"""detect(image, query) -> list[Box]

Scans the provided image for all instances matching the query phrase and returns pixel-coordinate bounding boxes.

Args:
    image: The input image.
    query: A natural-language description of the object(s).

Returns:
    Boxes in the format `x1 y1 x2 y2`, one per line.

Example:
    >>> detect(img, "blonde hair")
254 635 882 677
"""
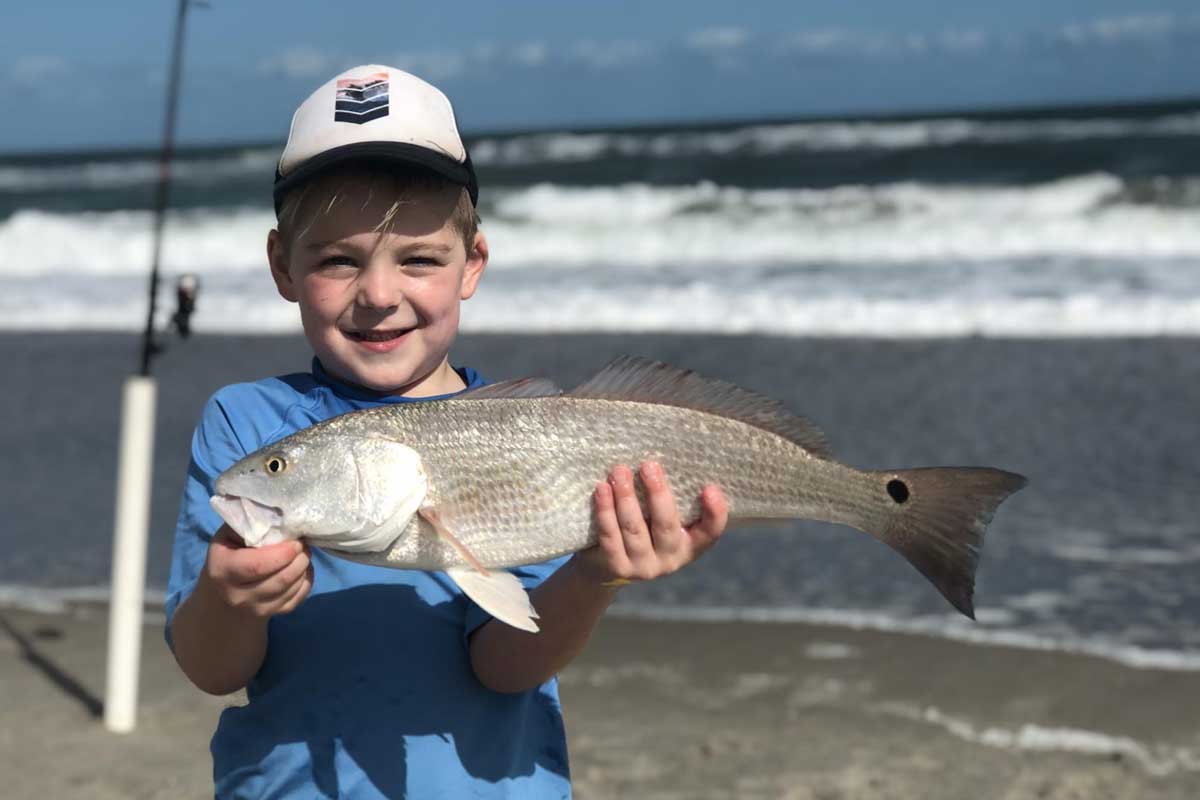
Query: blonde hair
276 167 479 252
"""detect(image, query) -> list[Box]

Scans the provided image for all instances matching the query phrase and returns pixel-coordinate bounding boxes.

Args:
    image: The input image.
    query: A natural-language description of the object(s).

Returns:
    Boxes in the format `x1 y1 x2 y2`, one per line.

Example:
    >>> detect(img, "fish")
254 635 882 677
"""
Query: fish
211 356 1027 633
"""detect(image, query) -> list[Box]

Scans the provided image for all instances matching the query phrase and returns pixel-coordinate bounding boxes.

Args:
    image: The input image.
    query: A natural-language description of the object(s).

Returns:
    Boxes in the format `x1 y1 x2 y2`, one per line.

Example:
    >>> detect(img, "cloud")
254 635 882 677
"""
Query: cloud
390 50 468 80
566 39 655 70
9 56 69 86
776 28 920 58
686 26 749 53
938 29 988 53
773 25 990 59
257 46 336 79
1059 13 1181 46
512 41 549 68
240 10 1200 96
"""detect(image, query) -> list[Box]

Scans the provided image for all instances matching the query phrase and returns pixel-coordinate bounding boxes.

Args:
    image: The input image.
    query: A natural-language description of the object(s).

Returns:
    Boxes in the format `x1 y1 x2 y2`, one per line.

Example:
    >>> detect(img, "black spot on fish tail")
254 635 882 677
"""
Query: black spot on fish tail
886 479 910 504
866 467 1027 619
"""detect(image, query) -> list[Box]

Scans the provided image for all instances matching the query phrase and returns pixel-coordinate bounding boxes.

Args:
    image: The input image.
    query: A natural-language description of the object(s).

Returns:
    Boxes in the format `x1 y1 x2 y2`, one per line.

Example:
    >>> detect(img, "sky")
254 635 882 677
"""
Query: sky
3 1 1200 152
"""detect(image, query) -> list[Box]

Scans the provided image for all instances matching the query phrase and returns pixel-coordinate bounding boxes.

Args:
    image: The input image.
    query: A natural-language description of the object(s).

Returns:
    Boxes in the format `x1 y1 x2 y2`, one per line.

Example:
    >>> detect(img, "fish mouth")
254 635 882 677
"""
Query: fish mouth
209 494 288 547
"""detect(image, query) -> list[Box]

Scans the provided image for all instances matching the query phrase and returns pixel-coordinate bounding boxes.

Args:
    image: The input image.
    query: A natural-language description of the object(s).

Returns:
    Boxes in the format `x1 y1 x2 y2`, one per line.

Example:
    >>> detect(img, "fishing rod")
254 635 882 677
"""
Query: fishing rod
108 0 206 735
139 0 207 375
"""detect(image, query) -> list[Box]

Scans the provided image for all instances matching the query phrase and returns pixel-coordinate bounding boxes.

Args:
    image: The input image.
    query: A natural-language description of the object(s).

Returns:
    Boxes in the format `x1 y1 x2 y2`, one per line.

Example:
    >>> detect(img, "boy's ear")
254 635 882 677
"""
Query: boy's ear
460 231 489 301
266 229 299 302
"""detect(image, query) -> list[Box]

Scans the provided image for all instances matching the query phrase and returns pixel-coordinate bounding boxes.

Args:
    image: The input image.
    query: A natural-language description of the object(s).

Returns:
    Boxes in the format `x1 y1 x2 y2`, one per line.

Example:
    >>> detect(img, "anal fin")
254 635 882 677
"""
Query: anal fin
448 568 541 633
419 506 541 633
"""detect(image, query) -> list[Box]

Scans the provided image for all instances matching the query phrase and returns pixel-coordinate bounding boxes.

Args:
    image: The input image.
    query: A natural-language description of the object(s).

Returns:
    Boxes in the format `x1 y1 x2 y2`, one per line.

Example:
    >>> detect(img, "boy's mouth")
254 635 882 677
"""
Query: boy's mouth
345 328 410 343
344 327 414 353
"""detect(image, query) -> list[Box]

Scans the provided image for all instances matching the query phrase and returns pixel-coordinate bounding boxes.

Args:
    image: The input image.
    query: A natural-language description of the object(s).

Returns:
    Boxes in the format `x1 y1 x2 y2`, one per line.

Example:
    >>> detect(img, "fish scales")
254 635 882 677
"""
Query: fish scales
332 396 858 572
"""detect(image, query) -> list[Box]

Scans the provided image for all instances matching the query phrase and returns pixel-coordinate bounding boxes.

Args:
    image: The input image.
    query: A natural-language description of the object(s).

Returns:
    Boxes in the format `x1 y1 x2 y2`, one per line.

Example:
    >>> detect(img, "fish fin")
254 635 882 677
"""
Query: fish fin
570 355 833 458
447 567 541 633
418 506 490 575
865 467 1028 619
456 377 562 400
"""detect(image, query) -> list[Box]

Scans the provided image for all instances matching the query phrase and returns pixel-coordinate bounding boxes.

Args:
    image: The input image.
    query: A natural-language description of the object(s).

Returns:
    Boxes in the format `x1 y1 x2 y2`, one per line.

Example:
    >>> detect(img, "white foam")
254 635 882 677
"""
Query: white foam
0 207 274 277
0 584 166 615
804 642 859 660
4 271 1198 337
1047 543 1200 565
484 175 1200 265
10 176 1200 275
0 149 277 193
878 703 1200 776
469 112 1200 164
607 604 1200 672
4 113 1199 195
3 177 1200 336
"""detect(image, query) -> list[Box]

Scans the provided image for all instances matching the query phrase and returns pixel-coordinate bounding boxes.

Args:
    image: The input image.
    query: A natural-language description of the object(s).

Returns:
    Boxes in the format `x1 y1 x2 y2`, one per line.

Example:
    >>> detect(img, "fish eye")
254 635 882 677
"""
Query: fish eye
265 455 288 475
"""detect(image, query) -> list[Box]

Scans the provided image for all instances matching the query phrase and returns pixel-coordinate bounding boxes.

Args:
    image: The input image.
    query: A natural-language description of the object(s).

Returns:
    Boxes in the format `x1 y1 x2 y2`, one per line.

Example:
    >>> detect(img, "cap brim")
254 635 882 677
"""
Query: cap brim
273 141 478 214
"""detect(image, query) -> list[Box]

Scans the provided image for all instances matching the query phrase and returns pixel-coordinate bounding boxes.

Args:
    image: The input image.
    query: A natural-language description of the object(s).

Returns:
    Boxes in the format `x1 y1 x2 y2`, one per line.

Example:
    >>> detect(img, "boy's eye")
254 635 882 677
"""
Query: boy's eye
405 256 442 267
318 255 358 271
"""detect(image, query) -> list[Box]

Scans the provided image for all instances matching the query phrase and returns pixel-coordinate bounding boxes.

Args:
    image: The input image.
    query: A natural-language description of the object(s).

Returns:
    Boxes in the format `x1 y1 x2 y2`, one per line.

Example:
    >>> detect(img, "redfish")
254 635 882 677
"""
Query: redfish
212 356 1026 632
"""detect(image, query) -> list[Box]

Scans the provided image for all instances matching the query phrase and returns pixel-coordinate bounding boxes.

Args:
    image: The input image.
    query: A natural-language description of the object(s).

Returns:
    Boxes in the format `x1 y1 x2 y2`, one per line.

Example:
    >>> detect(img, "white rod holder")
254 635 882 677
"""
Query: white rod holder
104 376 157 733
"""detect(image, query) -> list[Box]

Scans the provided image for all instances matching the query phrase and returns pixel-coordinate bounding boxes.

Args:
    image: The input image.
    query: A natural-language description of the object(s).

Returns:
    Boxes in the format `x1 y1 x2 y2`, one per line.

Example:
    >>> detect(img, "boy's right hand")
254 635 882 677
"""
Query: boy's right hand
201 525 313 618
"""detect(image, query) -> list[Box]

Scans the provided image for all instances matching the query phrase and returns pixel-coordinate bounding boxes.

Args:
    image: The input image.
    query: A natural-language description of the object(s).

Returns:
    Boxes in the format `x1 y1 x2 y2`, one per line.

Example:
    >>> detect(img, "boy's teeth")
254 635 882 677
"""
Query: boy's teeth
352 330 405 341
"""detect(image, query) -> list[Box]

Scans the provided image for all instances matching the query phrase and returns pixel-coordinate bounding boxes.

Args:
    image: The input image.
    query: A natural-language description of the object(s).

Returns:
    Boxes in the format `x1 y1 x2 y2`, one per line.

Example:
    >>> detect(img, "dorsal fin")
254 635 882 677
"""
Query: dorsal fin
457 377 562 400
569 356 833 458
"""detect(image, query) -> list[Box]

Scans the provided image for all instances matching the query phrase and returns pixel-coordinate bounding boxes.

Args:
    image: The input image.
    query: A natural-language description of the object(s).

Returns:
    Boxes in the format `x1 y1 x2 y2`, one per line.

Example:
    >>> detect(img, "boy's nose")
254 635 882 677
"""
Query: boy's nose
355 265 402 310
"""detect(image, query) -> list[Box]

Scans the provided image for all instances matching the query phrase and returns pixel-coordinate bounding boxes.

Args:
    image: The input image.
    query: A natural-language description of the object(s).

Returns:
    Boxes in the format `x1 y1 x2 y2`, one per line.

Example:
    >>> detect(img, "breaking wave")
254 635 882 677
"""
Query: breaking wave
2 174 1197 336
608 604 1200 673
6 110 1200 196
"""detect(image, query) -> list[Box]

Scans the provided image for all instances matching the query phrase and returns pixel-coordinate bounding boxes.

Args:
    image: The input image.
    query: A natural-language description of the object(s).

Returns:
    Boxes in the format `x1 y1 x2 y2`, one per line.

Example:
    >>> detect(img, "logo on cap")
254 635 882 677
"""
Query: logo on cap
334 72 389 124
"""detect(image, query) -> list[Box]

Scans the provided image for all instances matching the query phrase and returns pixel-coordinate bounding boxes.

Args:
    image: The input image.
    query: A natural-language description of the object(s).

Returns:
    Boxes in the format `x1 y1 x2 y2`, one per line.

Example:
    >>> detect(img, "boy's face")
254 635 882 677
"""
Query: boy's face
267 172 486 396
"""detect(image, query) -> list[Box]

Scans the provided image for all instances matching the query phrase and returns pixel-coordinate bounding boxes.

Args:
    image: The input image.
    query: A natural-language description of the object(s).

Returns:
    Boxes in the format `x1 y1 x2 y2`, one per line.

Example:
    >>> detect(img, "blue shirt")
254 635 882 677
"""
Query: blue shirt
166 360 572 799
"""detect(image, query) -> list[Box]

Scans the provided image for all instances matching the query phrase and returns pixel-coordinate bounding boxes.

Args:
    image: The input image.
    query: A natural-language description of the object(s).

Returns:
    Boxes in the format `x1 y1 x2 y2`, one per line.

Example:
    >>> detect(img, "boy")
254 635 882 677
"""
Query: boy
166 65 728 798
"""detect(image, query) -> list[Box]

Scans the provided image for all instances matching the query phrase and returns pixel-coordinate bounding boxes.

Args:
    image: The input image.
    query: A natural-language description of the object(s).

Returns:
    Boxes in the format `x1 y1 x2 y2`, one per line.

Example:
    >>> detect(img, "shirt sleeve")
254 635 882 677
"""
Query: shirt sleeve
461 554 572 641
163 393 253 651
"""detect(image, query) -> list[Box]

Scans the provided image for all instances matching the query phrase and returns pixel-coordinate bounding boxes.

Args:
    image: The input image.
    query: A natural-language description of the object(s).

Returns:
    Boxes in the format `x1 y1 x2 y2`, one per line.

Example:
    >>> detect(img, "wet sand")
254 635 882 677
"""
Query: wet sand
1 606 1197 799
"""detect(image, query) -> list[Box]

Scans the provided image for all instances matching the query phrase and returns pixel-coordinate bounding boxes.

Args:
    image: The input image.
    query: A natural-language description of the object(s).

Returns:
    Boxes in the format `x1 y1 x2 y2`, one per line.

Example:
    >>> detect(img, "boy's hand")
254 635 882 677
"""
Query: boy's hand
574 461 728 586
201 525 314 618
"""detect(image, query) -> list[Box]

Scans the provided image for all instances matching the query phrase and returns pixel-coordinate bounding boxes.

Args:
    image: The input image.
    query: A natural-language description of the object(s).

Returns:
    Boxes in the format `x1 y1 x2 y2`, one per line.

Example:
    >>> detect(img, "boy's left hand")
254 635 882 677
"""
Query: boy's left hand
573 461 728 586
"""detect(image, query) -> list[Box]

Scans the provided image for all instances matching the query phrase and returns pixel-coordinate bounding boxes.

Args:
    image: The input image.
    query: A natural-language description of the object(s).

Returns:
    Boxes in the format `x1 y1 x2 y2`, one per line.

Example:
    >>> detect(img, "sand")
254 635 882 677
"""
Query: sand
3 331 1197 796
1 606 1197 799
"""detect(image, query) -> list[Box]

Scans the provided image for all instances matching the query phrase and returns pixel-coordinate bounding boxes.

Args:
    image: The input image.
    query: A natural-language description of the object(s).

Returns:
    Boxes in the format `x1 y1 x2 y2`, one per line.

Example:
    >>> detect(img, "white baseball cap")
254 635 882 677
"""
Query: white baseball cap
273 64 478 213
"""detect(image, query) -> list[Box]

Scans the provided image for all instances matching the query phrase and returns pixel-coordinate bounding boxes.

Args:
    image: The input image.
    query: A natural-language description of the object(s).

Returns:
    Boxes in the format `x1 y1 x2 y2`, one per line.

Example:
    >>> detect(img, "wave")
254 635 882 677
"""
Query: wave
470 111 1200 165
2 176 1198 336
875 704 1199 776
607 604 1200 672
2 275 1195 336
0 149 277 194
7 174 1200 276
5 109 1200 196
0 584 166 615
4 583 1196 674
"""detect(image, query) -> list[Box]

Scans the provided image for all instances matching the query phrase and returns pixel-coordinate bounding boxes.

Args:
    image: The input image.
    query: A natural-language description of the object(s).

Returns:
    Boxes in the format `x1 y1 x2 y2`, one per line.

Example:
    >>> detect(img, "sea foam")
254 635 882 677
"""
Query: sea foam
2 174 1198 336
607 604 1200 672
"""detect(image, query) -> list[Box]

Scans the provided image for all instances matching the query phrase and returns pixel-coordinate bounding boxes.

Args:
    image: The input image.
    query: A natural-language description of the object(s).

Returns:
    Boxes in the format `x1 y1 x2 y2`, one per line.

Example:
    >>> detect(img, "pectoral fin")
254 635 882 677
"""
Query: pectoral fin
419 506 490 574
447 567 541 633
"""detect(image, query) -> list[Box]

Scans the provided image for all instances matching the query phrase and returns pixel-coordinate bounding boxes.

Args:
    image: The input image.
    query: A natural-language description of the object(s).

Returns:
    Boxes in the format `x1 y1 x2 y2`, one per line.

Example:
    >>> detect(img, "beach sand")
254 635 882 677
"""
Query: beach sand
2 606 1197 799
3 332 1198 797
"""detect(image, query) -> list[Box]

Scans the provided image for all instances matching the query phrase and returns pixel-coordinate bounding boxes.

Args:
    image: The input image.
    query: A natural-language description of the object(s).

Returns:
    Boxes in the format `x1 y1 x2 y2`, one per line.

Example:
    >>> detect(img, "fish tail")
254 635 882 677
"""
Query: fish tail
863 467 1027 619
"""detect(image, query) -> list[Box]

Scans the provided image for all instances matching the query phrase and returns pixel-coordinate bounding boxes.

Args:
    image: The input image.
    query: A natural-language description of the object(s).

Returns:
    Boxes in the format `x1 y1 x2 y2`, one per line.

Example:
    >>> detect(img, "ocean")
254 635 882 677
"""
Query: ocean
1 101 1197 670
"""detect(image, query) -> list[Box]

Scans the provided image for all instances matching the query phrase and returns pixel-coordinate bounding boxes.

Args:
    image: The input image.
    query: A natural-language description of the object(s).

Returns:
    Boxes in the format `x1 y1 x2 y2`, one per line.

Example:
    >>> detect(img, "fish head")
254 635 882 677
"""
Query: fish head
211 430 427 554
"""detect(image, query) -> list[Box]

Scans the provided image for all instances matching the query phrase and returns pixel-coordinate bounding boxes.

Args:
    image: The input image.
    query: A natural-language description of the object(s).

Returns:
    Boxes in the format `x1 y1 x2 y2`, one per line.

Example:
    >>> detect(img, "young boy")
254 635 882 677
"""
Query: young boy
166 65 728 799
